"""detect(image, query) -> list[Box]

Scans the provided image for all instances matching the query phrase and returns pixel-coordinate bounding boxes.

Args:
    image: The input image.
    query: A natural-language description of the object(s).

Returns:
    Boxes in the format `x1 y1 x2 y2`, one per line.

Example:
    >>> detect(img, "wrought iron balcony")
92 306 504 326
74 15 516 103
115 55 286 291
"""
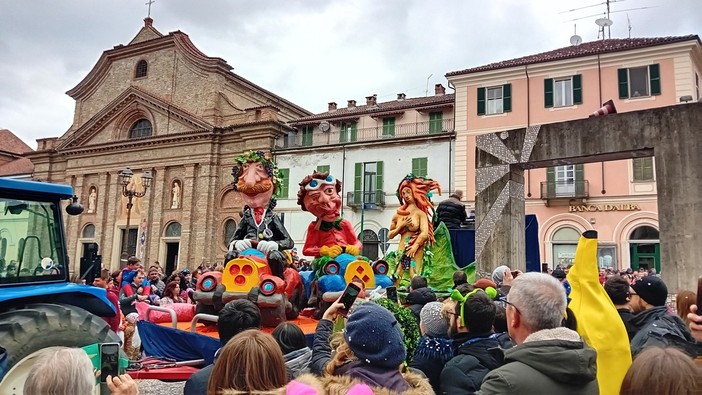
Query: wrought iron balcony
346 190 385 209
275 118 454 149
540 180 589 200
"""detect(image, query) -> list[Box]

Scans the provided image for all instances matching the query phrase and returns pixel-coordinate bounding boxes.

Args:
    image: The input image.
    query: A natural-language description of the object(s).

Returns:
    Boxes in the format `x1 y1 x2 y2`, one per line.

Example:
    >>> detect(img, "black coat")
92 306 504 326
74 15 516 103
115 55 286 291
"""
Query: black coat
409 336 454 394
183 363 213 395
440 332 501 395
406 287 437 321
230 207 294 250
436 197 467 229
617 308 638 341
309 318 335 375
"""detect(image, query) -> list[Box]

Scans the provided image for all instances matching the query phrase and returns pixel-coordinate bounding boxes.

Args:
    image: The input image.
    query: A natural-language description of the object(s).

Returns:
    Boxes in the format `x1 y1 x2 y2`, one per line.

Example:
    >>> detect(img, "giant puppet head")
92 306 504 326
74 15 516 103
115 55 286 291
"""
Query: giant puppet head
297 171 342 222
231 150 282 209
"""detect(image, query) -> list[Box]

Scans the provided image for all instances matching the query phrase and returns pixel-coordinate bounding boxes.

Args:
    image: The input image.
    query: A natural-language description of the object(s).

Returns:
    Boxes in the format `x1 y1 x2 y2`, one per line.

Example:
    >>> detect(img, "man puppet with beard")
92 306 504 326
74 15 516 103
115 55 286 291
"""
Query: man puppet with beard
228 151 293 255
297 170 361 258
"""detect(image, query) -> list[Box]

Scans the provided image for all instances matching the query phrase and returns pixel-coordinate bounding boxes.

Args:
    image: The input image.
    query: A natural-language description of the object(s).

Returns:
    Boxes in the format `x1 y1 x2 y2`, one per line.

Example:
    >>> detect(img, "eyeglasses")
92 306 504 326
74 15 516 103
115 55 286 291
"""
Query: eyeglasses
504 299 521 315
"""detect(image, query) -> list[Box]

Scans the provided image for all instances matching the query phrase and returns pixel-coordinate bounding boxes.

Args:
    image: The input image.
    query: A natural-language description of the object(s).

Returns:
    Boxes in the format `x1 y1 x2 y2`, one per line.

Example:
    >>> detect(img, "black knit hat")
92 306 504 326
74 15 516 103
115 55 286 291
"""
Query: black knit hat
631 276 668 307
343 302 406 368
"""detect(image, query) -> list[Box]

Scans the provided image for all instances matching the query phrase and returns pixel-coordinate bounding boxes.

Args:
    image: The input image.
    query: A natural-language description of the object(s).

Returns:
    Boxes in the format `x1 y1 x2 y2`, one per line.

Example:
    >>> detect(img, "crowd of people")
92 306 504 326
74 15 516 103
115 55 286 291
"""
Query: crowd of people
24 250 702 394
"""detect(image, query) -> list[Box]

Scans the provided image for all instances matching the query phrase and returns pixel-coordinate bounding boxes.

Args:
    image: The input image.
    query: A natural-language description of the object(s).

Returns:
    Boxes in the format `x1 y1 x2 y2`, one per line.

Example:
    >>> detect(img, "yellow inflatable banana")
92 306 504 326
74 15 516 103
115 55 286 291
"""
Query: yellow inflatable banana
567 230 631 395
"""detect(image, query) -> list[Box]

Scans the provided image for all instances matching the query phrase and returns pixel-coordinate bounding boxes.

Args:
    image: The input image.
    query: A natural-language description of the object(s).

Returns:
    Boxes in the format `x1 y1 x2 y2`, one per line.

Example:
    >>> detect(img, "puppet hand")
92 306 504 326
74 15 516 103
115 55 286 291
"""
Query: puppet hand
257 240 279 254
234 239 252 252
320 245 342 257
345 245 360 256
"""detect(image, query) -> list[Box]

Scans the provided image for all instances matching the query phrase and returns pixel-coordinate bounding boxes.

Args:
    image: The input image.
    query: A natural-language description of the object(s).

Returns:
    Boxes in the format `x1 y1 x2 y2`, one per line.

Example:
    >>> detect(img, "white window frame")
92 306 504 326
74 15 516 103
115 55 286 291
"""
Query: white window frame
628 66 650 98
554 77 573 107
486 86 504 115
555 165 575 196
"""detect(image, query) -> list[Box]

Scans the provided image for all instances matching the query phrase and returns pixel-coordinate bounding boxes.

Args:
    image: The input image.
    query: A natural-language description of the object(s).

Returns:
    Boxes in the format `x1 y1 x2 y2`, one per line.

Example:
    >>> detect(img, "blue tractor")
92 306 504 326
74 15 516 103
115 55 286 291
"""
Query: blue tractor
0 178 119 393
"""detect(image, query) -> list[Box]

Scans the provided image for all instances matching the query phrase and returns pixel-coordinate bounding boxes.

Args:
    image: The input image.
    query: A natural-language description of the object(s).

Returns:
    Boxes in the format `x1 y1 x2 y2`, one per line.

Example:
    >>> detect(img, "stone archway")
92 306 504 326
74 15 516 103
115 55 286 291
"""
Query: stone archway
475 102 702 290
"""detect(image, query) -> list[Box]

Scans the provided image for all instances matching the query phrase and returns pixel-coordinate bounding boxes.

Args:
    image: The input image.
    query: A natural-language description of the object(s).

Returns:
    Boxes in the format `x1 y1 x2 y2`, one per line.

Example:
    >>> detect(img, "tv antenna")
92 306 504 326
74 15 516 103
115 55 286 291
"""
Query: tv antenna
627 13 632 38
561 0 657 39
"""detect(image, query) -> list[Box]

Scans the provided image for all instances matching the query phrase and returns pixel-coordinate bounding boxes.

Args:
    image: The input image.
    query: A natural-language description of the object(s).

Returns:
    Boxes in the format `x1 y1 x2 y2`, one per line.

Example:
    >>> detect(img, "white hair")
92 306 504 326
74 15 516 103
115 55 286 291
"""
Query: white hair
24 347 95 395
508 272 567 331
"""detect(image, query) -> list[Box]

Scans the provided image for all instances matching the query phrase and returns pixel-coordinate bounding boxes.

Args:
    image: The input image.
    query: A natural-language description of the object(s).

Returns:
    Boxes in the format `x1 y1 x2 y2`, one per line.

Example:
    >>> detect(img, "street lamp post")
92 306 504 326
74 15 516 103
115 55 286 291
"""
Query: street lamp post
119 167 152 267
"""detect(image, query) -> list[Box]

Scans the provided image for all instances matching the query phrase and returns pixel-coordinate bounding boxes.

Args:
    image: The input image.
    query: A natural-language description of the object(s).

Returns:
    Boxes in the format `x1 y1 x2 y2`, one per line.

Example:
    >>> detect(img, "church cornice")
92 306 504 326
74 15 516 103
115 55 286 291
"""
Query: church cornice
59 129 218 156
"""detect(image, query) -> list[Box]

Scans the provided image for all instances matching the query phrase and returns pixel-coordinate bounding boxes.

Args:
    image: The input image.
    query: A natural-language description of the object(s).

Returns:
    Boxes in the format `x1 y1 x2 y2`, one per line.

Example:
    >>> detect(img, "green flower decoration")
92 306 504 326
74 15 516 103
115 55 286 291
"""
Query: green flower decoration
376 298 420 363
231 150 283 199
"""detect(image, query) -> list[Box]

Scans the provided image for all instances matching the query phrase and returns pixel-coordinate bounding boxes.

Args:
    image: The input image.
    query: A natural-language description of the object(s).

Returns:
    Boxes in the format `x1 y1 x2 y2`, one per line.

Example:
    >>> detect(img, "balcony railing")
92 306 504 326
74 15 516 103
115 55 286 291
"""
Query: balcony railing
346 190 385 209
276 118 454 149
540 180 589 199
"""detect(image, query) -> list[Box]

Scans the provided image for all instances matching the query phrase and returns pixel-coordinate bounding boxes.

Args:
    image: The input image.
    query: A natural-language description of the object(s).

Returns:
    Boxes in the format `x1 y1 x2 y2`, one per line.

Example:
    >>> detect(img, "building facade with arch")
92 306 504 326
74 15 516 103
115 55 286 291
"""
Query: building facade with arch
27 18 310 275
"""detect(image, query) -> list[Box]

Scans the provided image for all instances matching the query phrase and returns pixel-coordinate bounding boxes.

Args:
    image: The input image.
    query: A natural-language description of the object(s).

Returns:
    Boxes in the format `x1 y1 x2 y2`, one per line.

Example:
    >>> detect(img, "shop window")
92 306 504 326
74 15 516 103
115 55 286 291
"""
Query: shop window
551 227 580 267
598 245 617 269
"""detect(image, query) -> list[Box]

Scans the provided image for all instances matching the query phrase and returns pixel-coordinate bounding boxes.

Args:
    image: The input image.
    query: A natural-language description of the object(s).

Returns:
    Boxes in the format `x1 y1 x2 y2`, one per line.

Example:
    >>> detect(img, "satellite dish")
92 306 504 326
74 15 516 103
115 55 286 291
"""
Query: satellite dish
570 34 583 46
319 121 330 132
595 18 613 27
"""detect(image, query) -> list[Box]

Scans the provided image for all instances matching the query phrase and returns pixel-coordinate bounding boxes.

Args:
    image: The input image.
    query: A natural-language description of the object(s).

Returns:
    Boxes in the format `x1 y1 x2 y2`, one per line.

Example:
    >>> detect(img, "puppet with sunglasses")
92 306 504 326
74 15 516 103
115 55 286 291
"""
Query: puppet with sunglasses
297 170 362 258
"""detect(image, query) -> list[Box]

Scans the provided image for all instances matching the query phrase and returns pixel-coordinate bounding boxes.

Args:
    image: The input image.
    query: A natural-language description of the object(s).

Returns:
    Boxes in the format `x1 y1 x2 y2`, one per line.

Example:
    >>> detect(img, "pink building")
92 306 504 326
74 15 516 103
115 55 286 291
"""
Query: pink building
447 35 702 273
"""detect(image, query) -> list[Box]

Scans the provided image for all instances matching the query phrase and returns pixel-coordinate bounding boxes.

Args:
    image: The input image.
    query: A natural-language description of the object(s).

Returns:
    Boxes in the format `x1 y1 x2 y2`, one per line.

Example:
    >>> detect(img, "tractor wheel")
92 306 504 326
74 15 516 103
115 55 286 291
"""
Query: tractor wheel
0 303 120 393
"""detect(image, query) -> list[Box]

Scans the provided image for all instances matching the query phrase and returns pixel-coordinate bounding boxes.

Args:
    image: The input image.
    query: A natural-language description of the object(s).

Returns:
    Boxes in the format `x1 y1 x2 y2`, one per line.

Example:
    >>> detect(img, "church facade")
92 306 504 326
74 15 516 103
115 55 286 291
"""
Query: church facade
27 18 310 274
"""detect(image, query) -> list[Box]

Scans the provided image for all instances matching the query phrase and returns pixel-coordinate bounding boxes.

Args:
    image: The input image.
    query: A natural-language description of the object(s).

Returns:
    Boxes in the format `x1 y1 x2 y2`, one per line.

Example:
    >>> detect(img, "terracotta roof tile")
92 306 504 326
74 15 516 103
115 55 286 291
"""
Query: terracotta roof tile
292 94 454 124
447 35 701 76
0 129 33 155
0 157 33 176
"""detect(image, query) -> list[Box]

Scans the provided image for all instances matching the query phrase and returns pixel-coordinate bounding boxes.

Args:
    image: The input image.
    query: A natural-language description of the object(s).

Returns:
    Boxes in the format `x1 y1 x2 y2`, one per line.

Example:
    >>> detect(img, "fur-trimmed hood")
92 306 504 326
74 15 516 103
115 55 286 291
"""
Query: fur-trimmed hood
220 373 326 395
322 370 434 395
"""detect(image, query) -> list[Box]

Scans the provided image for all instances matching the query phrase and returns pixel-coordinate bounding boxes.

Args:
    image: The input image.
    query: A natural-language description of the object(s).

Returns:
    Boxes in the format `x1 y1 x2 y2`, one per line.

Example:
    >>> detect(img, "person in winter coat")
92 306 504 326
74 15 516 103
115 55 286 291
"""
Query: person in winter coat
310 299 434 394
629 275 696 356
406 276 436 321
435 190 467 229
409 301 453 394
477 273 598 395
272 322 313 380
440 289 501 395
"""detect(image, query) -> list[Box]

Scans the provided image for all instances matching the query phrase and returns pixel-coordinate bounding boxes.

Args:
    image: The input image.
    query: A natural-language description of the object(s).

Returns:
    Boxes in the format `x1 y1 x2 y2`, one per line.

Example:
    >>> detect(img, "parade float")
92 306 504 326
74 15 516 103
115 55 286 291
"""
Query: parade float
193 151 305 328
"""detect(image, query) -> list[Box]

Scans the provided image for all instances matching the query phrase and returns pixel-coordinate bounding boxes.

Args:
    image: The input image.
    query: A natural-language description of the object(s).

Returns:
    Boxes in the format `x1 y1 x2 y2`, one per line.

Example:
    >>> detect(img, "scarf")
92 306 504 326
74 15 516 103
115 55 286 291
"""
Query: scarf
319 217 343 231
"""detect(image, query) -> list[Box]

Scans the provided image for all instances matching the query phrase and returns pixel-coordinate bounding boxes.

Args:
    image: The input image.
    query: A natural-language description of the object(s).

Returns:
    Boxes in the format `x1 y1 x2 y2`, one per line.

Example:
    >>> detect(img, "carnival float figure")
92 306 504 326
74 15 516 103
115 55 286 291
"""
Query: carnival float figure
297 170 392 317
389 174 441 284
192 151 304 327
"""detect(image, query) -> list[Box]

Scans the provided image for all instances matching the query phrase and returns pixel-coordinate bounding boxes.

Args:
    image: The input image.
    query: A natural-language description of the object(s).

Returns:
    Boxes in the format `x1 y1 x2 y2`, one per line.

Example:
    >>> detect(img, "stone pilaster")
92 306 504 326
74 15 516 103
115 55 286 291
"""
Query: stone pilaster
147 167 166 266
179 164 198 268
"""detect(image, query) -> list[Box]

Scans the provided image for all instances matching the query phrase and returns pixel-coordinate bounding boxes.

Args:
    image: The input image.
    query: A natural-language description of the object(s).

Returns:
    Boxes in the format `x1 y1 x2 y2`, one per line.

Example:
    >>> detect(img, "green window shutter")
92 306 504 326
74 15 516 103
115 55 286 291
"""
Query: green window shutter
316 165 330 174
412 158 428 177
302 126 313 146
502 84 512 112
575 164 585 196
375 161 384 204
278 168 289 199
633 158 654 181
350 122 357 141
429 112 442 133
649 64 661 95
573 74 583 104
340 122 348 143
618 68 629 99
544 79 554 108
354 162 363 204
382 118 395 137
546 167 555 197
477 87 486 115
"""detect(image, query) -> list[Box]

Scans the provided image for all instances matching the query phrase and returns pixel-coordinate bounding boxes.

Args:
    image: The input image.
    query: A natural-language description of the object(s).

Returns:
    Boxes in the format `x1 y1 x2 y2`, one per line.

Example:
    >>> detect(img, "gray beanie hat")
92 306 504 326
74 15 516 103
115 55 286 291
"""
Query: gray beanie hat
492 265 510 285
420 302 449 337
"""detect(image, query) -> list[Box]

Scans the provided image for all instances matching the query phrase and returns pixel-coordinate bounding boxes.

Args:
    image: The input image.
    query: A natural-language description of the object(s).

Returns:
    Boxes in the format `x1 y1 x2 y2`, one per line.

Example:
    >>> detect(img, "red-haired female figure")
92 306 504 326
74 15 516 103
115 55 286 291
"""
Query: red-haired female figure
388 174 441 283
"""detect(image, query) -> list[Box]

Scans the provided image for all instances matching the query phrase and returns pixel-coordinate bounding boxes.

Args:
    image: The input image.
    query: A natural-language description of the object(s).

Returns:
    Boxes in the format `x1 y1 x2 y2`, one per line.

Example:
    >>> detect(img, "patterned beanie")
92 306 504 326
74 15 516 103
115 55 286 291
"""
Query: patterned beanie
344 302 406 368
419 301 449 337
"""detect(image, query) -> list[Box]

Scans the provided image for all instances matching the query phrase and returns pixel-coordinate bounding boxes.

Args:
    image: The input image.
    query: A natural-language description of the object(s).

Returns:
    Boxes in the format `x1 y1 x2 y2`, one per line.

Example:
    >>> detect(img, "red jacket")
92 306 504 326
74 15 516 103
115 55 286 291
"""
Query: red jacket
103 287 121 332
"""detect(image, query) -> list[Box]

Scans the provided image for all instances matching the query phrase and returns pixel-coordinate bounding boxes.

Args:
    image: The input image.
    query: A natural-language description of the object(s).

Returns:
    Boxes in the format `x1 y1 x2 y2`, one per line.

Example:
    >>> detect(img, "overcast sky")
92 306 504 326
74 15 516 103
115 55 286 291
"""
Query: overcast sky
1 0 700 149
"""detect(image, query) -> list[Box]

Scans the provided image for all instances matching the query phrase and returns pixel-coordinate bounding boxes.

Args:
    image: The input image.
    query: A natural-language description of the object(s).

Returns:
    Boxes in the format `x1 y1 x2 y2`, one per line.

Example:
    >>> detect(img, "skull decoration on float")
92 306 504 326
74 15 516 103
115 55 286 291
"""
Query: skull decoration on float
297 170 392 317
192 151 304 328
388 174 441 284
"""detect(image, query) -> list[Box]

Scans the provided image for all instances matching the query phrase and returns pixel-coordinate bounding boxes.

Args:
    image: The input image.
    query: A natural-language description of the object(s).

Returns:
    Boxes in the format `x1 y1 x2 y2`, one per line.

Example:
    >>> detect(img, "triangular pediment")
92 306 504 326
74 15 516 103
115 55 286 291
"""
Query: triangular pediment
58 86 213 150
129 18 164 44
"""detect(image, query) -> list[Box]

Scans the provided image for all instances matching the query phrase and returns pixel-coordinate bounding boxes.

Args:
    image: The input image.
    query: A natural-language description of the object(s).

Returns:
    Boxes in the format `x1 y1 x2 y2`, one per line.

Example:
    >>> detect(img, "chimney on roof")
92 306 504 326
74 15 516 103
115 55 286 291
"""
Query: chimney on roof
435 84 446 95
328 102 337 111
144 17 153 27
347 99 357 108
397 93 406 100
366 94 377 106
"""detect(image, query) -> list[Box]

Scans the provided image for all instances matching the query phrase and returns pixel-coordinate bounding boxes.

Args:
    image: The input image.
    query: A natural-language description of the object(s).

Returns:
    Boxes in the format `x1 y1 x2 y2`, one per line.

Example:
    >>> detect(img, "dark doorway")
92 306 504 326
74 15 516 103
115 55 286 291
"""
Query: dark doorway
165 242 179 276
119 228 138 266
79 242 100 284
358 230 379 260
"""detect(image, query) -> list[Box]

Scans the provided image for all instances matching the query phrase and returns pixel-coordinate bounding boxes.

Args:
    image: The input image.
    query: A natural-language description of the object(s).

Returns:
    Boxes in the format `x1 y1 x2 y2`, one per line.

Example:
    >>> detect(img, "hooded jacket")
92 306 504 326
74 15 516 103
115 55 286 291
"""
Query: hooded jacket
406 288 437 320
285 346 313 380
476 327 598 395
440 332 501 395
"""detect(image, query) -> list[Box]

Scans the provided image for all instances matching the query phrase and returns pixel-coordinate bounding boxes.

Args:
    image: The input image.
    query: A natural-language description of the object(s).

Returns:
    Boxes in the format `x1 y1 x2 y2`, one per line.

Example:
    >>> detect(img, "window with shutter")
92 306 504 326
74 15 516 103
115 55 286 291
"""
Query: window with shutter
573 74 582 104
554 77 573 107
477 87 486 115
649 64 661 95
354 163 363 205
375 161 384 205
629 66 650 97
429 112 443 133
618 68 629 99
340 122 357 143
278 168 290 199
411 158 428 177
302 126 314 146
503 84 512 113
486 86 504 114
633 158 655 181
544 79 554 108
382 118 395 137
316 165 330 174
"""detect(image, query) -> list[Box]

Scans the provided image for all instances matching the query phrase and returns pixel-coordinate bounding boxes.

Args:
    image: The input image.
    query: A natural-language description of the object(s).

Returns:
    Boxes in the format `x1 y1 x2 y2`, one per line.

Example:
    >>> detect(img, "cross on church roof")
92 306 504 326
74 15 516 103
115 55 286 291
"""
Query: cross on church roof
145 0 155 18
